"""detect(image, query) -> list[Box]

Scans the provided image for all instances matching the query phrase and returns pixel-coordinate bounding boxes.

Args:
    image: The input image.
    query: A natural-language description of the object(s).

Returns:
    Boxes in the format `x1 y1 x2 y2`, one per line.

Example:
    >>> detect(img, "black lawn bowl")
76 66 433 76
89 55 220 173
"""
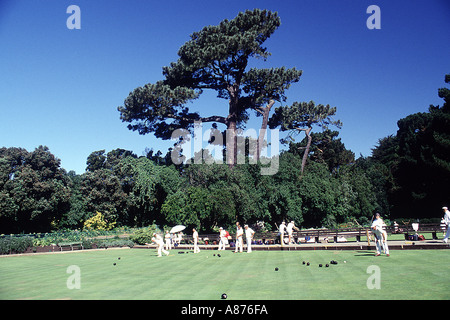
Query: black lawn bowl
319 264 322 267
221 293 227 300
275 267 279 271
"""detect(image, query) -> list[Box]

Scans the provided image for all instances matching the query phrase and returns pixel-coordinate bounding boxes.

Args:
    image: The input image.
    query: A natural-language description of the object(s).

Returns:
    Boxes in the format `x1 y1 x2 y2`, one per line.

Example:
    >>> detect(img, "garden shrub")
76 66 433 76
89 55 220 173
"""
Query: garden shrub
129 225 158 245
0 236 33 254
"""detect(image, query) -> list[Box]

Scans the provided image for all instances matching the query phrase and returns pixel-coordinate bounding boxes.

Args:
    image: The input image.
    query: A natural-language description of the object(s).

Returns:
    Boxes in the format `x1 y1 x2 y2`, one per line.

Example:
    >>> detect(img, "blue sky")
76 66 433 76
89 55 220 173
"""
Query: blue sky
1 0 449 174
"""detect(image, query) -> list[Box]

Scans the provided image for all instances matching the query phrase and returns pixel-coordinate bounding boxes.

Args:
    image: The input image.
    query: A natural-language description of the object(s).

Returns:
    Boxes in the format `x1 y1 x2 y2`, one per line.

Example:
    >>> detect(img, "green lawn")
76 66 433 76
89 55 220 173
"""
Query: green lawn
0 248 449 300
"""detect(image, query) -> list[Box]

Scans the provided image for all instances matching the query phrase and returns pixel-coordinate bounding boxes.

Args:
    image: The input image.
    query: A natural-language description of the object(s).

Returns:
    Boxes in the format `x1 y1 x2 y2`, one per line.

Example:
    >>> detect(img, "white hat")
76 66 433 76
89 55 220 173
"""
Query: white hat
443 207 448 210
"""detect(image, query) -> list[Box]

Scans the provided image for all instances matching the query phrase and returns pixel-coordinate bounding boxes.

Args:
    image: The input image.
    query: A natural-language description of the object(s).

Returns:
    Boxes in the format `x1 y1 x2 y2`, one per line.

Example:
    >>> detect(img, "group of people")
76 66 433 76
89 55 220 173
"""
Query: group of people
367 206 450 256
150 228 200 257
149 206 450 257
278 221 299 245
217 223 256 253
227 222 255 253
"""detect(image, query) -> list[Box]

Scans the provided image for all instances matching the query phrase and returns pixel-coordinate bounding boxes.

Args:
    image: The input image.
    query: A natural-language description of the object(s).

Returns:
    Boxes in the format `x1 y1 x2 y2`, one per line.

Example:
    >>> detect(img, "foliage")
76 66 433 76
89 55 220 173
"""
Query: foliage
0 146 71 233
94 238 134 249
269 101 343 175
0 236 33 254
371 74 450 219
83 211 116 231
129 225 159 245
118 9 302 166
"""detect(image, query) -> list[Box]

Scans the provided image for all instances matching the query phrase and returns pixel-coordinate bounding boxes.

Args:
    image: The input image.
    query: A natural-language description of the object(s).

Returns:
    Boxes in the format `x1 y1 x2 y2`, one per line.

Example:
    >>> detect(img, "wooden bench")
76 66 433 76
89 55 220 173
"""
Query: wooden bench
57 242 83 251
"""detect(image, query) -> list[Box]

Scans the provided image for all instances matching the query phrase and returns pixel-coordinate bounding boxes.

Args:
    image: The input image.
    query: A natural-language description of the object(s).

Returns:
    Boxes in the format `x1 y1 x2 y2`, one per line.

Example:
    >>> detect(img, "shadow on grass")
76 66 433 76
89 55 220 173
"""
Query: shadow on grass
354 251 375 256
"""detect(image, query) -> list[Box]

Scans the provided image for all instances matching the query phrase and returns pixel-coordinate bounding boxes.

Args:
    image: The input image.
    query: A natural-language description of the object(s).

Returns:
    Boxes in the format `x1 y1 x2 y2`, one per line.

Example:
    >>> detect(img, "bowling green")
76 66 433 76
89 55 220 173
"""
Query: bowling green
0 248 448 300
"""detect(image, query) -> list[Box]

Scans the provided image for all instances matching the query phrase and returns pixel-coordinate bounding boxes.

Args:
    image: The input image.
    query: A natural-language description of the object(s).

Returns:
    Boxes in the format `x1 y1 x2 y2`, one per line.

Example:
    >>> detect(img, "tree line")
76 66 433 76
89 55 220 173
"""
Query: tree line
0 74 448 234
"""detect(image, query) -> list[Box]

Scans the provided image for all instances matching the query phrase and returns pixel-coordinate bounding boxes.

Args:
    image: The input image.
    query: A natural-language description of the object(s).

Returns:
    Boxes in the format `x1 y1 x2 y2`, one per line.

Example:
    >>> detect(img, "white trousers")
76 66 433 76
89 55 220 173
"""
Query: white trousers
193 239 200 253
374 230 389 255
235 237 243 252
165 239 172 251
218 237 227 250
246 237 252 253
444 226 450 243
157 243 169 257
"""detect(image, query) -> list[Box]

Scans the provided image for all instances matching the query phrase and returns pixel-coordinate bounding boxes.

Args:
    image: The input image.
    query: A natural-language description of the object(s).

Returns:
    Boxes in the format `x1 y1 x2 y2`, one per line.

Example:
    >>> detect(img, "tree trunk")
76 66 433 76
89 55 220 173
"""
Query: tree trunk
300 126 312 175
256 100 275 162
226 84 239 168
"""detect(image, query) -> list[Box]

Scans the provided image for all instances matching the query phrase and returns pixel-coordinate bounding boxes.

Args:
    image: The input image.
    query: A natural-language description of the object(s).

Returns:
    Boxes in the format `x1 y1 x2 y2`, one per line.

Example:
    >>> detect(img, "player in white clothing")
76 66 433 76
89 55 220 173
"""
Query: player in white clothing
286 221 298 244
218 227 228 250
164 230 172 251
442 207 450 243
371 213 389 256
192 228 200 253
244 225 255 253
151 233 169 257
235 224 244 253
279 221 286 246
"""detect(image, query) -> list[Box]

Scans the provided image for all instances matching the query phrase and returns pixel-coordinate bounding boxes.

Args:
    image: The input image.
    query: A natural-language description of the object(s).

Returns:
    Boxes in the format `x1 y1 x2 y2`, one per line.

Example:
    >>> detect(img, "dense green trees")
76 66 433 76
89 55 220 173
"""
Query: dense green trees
0 143 377 233
370 74 450 219
0 146 71 233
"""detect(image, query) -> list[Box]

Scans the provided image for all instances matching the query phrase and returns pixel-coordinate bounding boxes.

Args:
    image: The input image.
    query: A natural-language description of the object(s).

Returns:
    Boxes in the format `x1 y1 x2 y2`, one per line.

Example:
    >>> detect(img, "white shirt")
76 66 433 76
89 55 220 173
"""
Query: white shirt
279 223 286 233
236 227 243 238
193 231 199 240
152 234 164 245
443 210 450 225
245 227 254 238
371 218 386 233
287 222 295 233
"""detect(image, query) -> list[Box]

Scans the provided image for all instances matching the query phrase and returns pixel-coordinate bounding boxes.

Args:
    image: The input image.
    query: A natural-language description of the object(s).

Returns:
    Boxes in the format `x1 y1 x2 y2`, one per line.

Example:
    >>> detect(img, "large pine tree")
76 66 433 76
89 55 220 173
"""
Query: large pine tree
118 9 302 167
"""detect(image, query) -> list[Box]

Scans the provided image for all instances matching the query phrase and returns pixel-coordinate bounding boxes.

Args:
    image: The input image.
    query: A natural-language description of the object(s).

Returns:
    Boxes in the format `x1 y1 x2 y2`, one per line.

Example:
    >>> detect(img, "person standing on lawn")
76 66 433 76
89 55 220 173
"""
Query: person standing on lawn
371 213 389 256
286 221 298 244
235 223 244 253
218 227 228 251
244 225 255 253
164 230 172 251
442 206 450 243
193 228 200 253
279 221 286 246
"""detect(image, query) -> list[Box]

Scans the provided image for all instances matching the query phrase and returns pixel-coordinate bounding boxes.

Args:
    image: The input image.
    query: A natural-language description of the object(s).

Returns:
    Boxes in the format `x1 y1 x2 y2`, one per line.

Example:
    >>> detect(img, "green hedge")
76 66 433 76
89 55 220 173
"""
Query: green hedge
0 236 34 254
